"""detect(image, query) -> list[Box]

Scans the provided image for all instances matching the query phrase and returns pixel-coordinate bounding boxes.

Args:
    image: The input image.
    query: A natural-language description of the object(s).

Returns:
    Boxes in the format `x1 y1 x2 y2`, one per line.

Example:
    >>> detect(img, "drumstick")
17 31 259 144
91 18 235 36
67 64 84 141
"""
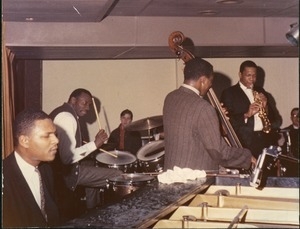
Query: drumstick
99 148 118 158
83 141 118 158
142 172 163 176
91 98 116 157
92 97 102 130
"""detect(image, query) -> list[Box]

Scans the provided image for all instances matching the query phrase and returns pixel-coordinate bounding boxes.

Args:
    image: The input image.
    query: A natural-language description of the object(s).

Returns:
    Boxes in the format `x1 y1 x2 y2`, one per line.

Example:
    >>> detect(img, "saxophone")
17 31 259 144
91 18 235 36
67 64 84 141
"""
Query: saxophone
253 90 271 133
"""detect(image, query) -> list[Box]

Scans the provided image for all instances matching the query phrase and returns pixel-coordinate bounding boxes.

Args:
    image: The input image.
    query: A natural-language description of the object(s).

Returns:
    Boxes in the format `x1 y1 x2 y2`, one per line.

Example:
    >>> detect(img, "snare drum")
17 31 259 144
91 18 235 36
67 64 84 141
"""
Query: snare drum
107 173 155 200
96 150 137 173
137 140 165 173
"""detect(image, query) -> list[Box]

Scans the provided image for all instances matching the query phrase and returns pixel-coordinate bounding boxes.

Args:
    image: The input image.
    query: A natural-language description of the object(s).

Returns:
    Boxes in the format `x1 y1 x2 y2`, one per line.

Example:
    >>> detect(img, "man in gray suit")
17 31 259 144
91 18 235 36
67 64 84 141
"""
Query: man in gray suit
163 57 256 172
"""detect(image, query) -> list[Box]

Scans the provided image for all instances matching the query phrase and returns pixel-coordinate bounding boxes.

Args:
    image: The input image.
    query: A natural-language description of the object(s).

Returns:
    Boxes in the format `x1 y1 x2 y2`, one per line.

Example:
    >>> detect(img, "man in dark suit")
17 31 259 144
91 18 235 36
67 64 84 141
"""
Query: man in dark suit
278 107 299 176
280 107 299 159
3 109 60 227
221 60 281 160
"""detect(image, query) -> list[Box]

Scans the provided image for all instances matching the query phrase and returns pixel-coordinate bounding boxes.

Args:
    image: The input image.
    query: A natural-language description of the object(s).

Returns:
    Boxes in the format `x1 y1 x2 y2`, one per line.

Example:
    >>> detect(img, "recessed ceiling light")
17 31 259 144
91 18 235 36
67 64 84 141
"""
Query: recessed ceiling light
25 17 34 21
198 10 218 16
216 0 243 4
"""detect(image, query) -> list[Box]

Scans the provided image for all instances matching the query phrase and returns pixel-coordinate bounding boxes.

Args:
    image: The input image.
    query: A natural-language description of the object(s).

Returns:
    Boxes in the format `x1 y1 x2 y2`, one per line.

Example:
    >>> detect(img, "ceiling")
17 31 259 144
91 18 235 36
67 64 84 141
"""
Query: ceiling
3 0 299 59
3 0 299 22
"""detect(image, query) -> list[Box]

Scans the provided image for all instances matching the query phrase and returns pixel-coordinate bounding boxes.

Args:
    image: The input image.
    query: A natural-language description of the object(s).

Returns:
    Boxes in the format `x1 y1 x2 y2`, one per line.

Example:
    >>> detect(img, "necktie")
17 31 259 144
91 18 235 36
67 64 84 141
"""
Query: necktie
35 167 48 222
119 126 125 150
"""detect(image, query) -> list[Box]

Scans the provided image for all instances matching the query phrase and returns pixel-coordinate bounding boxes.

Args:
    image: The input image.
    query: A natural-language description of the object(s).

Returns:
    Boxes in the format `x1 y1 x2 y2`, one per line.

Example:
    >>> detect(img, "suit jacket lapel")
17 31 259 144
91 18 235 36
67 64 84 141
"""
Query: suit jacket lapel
235 83 251 105
9 154 45 213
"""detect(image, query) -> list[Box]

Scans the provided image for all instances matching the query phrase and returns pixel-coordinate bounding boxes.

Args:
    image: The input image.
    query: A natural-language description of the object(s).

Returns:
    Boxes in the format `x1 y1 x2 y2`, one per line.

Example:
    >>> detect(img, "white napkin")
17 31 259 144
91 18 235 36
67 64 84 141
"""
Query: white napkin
157 166 206 184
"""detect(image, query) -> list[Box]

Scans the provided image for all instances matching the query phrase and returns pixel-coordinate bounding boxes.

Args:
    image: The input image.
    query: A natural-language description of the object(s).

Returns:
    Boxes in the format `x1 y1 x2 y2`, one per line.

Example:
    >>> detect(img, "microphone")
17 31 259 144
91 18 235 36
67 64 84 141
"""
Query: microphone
278 129 291 154
250 146 281 188
286 131 291 154
249 150 266 188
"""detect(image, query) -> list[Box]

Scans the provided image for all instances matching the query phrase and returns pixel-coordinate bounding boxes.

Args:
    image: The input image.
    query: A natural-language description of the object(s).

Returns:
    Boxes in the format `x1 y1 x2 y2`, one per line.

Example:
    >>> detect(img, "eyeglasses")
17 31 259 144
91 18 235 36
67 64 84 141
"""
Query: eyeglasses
291 114 299 118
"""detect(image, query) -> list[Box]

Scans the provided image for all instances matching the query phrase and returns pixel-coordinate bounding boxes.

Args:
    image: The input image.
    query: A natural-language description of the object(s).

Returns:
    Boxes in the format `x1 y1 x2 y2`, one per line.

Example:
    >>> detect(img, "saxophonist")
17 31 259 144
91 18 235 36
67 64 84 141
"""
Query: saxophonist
221 60 282 160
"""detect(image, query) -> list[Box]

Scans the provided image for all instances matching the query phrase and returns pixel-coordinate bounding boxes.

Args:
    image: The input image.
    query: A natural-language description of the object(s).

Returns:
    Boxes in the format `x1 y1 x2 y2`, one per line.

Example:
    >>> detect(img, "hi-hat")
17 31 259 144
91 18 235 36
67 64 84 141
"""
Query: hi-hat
125 115 163 131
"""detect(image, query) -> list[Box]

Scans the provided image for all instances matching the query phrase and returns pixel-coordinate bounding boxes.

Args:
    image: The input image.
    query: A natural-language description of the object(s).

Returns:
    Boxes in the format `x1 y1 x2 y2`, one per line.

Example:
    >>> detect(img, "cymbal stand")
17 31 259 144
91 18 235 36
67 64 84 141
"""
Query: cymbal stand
286 131 292 156
147 128 151 142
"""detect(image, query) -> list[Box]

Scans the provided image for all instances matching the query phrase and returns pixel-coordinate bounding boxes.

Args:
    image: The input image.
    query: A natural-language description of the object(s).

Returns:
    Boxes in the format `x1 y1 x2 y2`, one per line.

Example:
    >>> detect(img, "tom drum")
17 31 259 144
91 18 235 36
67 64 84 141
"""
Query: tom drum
107 173 155 201
96 150 137 173
136 140 165 173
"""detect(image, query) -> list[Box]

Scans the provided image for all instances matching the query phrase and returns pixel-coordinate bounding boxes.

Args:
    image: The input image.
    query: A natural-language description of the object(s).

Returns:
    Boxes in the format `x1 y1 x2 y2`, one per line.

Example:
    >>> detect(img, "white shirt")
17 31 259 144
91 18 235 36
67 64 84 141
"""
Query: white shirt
53 111 97 164
182 84 200 96
239 82 263 131
14 151 42 209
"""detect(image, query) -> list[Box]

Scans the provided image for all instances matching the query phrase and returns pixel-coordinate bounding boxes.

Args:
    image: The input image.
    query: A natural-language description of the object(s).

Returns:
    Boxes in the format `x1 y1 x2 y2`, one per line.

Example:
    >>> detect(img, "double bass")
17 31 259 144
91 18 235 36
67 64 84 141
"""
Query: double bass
168 31 243 149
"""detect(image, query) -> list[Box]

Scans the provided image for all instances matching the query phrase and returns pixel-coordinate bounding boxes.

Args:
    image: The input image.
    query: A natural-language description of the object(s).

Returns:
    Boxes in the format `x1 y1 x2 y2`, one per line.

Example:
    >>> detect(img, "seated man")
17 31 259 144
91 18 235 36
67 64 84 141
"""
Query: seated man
49 88 122 211
107 109 142 155
3 109 60 227
278 107 299 177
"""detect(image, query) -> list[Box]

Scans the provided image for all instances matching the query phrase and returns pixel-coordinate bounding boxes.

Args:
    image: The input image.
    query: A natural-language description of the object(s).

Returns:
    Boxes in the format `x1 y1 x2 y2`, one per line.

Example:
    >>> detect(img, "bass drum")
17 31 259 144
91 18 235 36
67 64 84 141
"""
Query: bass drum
96 150 138 173
107 173 155 202
136 140 165 173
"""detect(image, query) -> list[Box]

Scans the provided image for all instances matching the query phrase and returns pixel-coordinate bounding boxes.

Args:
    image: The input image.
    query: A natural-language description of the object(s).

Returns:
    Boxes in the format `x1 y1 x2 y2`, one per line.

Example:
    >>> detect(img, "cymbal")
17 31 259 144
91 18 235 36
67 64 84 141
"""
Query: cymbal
125 115 163 131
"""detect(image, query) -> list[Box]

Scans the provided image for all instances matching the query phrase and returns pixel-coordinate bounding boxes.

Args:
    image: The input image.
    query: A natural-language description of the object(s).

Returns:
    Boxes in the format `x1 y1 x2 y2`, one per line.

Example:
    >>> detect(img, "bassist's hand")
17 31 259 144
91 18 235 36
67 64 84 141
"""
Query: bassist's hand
220 103 229 120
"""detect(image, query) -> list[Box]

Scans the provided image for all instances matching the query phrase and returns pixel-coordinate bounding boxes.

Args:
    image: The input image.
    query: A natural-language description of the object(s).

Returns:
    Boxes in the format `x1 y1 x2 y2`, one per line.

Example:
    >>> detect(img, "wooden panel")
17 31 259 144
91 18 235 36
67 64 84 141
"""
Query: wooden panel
13 59 42 114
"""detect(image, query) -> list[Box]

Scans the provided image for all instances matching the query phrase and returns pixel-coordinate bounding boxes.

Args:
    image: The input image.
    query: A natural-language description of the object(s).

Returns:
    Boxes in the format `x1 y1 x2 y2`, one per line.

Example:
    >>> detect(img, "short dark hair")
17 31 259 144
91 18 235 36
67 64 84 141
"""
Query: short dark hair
239 60 257 73
291 107 299 116
13 109 50 146
68 88 92 102
120 109 133 119
183 57 213 81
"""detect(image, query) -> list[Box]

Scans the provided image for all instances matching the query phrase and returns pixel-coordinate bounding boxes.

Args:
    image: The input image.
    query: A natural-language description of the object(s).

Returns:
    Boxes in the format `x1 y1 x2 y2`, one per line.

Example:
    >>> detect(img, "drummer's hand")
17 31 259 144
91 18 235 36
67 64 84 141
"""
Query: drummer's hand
94 129 108 148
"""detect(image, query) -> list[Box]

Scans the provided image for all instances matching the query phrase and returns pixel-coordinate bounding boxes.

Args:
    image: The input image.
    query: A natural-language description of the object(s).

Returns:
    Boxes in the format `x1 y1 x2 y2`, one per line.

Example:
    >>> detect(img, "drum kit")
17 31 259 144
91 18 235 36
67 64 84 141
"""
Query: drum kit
95 115 164 203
